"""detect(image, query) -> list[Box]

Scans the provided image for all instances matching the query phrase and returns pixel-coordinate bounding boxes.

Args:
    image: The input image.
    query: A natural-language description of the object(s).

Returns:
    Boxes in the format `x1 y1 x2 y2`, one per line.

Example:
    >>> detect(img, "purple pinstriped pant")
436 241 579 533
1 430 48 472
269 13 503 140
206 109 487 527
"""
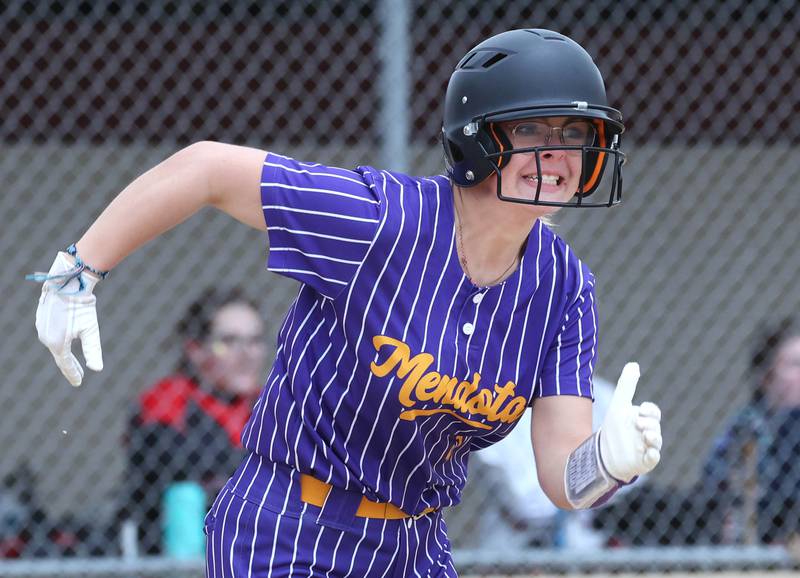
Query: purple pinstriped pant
204 459 457 577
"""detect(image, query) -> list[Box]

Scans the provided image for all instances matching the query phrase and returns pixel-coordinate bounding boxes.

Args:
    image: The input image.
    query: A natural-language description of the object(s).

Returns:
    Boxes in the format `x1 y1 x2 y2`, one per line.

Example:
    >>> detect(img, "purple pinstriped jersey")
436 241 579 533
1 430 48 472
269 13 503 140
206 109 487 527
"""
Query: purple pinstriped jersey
238 152 597 516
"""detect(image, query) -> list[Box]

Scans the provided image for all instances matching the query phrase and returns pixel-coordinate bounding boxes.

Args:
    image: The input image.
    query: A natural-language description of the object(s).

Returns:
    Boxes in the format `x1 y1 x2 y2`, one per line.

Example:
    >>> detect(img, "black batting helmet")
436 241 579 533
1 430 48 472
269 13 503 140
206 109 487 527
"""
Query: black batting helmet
442 29 625 207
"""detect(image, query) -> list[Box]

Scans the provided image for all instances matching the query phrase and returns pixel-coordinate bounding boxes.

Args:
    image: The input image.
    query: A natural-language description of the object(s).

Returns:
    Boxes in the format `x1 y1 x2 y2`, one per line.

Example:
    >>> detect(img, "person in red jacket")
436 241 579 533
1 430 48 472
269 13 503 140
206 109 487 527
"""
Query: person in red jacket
123 286 267 554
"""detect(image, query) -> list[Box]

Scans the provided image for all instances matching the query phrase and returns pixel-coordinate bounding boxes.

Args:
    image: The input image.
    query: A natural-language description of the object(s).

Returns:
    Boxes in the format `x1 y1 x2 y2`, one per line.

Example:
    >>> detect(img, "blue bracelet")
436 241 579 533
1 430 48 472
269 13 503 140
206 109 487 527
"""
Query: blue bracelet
66 244 109 279
25 244 108 292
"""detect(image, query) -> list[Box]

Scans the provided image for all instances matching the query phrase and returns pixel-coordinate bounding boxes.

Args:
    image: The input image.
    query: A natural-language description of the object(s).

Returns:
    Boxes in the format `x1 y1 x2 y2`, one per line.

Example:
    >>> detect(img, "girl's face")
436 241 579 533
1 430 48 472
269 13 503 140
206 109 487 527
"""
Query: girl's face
188 302 267 398
494 116 591 210
766 336 800 409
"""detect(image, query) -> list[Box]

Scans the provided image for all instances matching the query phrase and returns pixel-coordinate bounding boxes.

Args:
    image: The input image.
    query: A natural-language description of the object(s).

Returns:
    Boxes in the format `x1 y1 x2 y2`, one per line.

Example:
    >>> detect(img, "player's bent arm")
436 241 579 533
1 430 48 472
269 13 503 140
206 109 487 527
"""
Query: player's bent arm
76 141 267 271
530 395 593 510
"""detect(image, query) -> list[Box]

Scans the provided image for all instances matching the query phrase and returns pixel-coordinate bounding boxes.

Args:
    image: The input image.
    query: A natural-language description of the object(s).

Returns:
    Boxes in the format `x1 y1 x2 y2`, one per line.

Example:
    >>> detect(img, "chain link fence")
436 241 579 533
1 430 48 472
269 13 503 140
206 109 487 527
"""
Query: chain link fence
2 0 799 574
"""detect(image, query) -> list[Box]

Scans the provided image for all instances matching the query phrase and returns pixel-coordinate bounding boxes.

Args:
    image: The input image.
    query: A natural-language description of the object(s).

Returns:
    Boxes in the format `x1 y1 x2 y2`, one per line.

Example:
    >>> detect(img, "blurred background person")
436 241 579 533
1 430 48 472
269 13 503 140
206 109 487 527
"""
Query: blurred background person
701 316 800 545
121 287 267 554
596 317 800 548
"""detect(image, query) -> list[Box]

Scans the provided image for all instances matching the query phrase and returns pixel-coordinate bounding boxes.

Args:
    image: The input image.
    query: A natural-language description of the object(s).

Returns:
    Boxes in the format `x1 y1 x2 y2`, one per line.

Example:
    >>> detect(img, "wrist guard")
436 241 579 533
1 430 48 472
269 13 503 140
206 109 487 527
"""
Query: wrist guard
564 430 621 509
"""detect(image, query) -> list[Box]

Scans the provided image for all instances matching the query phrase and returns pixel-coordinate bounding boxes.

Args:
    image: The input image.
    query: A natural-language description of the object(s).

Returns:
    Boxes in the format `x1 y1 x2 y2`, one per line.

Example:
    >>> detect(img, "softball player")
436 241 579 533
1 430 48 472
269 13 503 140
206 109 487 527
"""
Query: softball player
31 29 662 576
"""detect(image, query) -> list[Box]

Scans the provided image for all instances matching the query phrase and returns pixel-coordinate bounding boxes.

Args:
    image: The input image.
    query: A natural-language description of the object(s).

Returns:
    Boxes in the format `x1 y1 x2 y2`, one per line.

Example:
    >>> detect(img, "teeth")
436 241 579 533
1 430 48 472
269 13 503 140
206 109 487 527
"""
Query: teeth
526 174 560 185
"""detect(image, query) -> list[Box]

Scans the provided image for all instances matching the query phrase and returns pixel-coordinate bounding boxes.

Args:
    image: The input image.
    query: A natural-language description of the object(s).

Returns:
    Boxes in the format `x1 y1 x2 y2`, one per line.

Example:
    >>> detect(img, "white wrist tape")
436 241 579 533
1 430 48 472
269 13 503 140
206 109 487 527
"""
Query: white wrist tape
564 431 619 509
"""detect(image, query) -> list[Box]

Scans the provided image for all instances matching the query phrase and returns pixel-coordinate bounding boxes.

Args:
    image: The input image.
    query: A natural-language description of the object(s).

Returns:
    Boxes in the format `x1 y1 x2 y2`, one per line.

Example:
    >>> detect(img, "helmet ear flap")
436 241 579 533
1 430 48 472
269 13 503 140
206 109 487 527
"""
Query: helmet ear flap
578 151 607 197
483 123 512 170
578 120 610 197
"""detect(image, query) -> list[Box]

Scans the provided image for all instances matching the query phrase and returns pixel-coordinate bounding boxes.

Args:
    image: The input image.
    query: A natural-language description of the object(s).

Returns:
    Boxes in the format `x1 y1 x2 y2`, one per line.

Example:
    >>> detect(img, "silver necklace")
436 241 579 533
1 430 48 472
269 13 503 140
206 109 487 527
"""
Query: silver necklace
455 189 520 287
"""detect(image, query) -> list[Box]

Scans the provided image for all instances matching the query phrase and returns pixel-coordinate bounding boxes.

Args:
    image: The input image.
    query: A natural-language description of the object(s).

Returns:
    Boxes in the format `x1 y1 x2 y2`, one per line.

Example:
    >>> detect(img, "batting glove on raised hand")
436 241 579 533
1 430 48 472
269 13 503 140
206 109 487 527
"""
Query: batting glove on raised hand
31 251 104 386
598 362 662 483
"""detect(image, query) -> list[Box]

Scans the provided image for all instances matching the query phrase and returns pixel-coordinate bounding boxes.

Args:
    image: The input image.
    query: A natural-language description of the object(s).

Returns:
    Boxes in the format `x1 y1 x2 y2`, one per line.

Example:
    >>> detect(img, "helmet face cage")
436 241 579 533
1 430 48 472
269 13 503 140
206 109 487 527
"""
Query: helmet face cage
441 29 626 208
480 112 626 208
491 145 625 208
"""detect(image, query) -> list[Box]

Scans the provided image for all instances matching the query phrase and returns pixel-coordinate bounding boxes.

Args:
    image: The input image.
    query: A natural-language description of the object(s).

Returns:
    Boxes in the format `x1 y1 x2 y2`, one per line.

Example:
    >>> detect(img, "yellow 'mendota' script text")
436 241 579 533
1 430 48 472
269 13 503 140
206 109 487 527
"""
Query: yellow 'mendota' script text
370 335 527 430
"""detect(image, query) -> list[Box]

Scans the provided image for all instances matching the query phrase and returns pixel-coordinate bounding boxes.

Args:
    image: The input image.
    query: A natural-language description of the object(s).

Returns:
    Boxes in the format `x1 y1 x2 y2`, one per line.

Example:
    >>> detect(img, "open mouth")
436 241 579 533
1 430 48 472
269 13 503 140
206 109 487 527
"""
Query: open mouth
524 174 563 187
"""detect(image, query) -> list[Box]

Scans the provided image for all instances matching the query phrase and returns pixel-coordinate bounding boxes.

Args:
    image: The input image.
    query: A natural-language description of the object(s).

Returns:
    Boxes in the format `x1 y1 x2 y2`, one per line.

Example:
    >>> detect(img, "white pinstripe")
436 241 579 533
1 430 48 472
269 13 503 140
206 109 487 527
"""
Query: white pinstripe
535 235 559 398
421 217 455 353
385 198 460 504
287 502 310 577
247 461 274 576
263 466 297 578
340 172 411 477
399 520 413 578
282 315 327 463
416 518 435 569
261 181 376 203
246 289 303 453
478 284 505 375
427 413 465 490
429 514 450 574
403 217 458 508
515 224 544 386
574 275 586 397
219 493 246 576
309 179 388 477
262 204 380 223
383 421 421 503
378 525 403 578
266 153 360 176
380 180 442 500
270 247 364 265
492 262 525 386
429 276 469 489
267 226 373 245
242 289 298 449
355 175 424 485
305 521 327 578
294 304 337 470
324 531 347 578
269 268 349 286
341 519 387 578
262 160 372 188
401 413 449 509
525 225 546 401
588 288 598 399
326 172 400 485
267 302 319 458
338 518 371 578
361 519 394 578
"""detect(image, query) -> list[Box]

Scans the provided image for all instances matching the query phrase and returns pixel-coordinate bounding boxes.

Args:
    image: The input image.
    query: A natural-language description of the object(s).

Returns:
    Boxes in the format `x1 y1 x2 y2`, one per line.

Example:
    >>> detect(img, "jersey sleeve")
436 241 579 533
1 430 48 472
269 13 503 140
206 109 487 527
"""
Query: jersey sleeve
261 153 382 298
536 277 597 399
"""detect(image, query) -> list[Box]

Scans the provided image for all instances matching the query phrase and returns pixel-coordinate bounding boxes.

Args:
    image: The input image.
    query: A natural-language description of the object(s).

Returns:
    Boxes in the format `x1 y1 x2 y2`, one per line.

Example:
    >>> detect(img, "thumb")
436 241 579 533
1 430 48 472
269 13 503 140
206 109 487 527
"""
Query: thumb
80 323 104 372
609 362 640 412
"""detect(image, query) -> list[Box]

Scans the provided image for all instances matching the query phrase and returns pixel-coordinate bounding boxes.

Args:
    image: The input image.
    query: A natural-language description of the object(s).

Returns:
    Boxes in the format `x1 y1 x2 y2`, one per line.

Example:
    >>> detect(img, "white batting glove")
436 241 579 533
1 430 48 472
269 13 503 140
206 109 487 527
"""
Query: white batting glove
33 251 104 386
598 362 662 483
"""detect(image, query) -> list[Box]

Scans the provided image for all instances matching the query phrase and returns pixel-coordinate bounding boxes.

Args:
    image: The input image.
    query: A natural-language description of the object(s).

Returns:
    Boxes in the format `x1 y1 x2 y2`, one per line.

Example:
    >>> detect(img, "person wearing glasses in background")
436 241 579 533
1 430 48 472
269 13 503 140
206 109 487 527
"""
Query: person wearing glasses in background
122 287 267 555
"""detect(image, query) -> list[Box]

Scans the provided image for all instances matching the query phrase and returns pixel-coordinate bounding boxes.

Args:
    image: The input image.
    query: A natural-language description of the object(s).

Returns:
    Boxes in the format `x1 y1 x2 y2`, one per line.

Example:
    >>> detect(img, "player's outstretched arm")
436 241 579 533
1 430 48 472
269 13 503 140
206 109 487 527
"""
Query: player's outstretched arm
30 141 268 386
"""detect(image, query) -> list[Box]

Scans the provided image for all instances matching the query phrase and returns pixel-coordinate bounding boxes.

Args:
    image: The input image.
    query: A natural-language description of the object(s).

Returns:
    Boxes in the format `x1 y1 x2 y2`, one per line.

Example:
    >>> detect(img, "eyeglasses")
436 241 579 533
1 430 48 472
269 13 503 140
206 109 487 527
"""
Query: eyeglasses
208 333 265 352
505 119 596 149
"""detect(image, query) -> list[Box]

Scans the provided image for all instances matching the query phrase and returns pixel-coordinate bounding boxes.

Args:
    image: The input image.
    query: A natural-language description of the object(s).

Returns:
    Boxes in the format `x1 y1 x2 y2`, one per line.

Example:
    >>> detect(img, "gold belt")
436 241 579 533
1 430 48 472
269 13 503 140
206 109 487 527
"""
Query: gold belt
299 474 436 520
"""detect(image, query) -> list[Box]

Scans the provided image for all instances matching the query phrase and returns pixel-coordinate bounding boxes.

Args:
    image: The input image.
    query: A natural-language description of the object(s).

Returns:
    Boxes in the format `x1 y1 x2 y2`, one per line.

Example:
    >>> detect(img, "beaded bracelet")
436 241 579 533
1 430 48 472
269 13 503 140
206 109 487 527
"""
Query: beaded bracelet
66 244 110 279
